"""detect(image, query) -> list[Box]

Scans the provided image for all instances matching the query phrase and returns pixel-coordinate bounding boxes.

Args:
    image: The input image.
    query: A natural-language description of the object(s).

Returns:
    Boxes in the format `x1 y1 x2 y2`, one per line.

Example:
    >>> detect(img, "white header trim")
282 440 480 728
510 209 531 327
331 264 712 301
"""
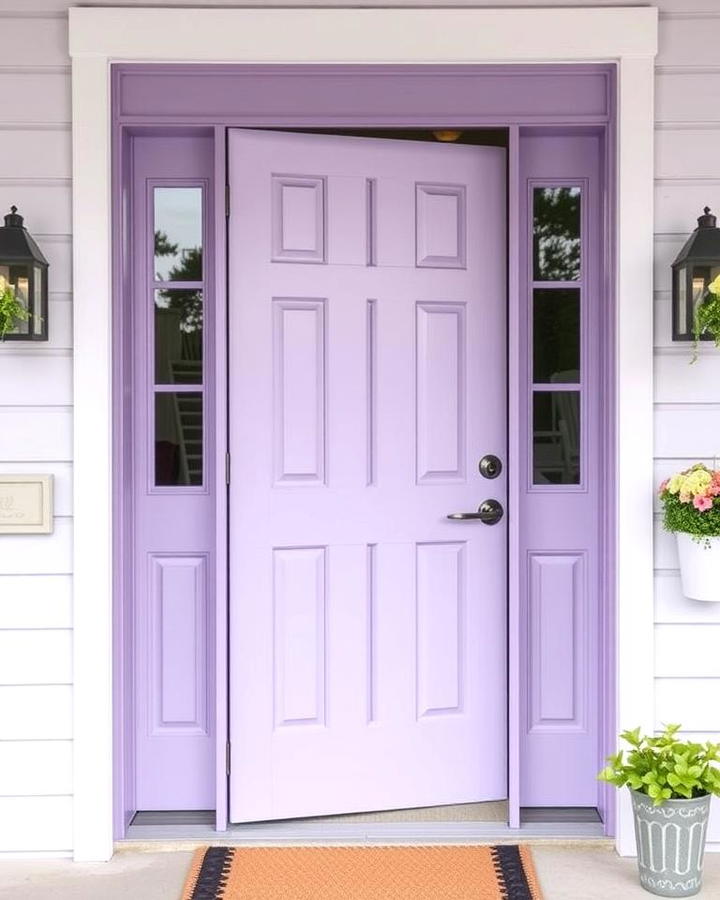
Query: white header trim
69 7 657 61
69 5 657 861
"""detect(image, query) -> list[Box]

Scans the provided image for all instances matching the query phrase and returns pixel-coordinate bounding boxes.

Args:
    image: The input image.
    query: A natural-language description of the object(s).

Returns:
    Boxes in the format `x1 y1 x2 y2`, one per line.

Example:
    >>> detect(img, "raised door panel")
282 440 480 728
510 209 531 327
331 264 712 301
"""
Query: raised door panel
271 176 326 264
273 299 327 485
416 542 465 719
416 183 467 269
149 555 208 736
273 547 327 728
416 302 466 483
528 553 586 732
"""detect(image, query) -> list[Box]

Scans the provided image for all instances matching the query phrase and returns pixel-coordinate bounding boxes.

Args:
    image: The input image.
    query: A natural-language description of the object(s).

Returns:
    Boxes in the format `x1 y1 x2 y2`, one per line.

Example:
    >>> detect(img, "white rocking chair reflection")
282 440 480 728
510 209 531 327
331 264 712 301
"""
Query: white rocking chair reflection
534 370 580 484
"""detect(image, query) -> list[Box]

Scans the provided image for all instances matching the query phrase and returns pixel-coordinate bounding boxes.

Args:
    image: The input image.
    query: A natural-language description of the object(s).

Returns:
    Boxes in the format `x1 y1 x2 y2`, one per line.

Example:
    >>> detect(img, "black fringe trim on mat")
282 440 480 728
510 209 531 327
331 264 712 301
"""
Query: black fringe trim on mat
189 847 235 900
490 845 534 900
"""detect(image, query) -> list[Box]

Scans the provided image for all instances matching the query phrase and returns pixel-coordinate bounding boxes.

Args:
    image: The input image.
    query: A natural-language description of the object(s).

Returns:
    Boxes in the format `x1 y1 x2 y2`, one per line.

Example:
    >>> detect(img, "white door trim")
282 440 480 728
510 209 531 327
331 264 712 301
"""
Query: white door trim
69 5 657 861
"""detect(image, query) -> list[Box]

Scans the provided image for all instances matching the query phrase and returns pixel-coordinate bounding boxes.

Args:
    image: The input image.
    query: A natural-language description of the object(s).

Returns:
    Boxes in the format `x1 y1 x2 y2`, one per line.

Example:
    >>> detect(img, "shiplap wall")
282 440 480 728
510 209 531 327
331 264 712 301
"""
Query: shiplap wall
0 0 718 854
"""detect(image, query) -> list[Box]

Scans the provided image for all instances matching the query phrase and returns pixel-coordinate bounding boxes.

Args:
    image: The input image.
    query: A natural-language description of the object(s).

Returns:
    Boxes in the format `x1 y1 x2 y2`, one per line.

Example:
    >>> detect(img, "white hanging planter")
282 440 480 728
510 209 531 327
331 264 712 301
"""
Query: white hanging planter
676 533 720 603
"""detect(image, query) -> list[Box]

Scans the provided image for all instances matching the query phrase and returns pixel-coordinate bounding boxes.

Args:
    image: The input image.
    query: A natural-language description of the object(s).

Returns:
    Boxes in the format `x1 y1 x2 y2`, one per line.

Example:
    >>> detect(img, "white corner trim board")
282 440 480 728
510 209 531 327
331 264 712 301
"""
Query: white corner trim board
69 6 658 862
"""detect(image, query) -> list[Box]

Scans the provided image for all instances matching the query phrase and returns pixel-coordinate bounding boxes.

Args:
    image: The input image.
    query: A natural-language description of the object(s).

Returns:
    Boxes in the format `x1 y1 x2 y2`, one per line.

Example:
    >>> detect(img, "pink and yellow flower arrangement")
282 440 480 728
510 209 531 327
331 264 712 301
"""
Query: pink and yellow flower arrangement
659 464 720 541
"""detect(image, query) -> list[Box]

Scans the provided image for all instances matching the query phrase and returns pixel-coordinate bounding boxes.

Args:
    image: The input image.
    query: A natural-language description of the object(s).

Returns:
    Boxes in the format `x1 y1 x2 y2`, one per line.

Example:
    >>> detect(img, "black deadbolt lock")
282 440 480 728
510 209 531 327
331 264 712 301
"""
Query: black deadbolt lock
479 454 502 479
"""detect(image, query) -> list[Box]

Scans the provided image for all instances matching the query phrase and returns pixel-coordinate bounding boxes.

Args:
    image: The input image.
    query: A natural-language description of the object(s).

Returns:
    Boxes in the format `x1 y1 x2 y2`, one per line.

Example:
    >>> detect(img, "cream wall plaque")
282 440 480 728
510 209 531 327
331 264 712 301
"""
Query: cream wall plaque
0 475 53 534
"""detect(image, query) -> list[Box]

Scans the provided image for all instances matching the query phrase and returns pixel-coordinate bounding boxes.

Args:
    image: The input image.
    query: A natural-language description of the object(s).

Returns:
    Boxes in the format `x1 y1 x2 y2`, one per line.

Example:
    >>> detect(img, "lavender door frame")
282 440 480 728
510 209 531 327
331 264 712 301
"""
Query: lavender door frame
111 63 616 838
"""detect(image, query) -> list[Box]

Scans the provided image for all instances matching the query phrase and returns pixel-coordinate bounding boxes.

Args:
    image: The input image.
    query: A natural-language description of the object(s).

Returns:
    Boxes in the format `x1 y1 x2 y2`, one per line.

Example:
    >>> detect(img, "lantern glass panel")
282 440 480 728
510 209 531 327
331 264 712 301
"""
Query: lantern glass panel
676 267 687 337
691 264 720 299
33 265 43 335
0 262 31 336
690 264 720 337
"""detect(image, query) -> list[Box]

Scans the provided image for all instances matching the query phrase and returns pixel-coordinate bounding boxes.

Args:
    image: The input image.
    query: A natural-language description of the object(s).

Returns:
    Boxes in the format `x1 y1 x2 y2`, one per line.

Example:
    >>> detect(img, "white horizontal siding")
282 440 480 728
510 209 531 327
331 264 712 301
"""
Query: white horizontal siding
0 183 70 235
0 685 72 740
656 679 720 733
0 72 70 125
0 407 72 461
654 235 684 292
0 19 69 69
656 130 720 180
655 182 720 236
0 518 72 575
0 129 71 179
0 356 71 406
655 406 720 458
656 354 720 404
41 237 73 294
0 796 72 853
0 741 72 796
0 576 72 629
0 630 72 685
656 72 720 125
658 17 720 67
656 625 720 678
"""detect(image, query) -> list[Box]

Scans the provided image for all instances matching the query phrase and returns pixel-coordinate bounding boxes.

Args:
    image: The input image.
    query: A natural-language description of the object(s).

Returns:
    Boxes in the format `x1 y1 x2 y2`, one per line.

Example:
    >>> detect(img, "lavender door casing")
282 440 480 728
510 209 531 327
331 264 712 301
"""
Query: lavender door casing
112 64 616 837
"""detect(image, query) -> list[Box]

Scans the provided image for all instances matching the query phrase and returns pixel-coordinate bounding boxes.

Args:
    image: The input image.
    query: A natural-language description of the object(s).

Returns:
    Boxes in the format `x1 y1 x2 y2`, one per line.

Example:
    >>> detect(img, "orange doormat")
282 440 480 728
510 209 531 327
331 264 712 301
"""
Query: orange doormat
182 845 542 899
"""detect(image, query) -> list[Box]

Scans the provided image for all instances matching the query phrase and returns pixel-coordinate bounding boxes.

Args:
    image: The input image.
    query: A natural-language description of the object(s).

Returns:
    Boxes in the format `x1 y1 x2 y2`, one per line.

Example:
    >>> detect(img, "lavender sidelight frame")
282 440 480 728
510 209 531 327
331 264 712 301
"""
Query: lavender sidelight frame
111 63 617 839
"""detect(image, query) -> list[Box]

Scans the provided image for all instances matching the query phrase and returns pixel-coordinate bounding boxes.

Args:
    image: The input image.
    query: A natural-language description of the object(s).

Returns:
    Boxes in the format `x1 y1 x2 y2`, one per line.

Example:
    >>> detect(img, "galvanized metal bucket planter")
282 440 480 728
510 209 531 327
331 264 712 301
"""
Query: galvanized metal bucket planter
631 788 711 897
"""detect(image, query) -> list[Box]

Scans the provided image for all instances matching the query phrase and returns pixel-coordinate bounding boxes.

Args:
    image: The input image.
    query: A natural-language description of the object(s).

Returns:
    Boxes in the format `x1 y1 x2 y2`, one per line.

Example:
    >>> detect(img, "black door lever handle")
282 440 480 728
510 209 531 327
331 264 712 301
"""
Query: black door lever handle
447 499 504 525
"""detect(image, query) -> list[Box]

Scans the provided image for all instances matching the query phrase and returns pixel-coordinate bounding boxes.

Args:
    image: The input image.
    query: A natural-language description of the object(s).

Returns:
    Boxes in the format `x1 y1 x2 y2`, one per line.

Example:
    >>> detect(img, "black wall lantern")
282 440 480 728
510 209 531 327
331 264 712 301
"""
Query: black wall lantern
0 206 49 341
672 207 720 342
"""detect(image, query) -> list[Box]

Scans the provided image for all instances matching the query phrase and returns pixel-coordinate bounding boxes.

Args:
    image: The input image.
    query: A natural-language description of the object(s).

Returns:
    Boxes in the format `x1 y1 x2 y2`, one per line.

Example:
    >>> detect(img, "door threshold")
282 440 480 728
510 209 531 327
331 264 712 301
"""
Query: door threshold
123 812 606 845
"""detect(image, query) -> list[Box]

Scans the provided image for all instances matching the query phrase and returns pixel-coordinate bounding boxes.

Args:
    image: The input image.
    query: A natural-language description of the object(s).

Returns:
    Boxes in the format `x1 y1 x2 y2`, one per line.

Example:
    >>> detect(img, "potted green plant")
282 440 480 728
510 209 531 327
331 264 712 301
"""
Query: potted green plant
659 464 720 602
0 274 29 339
693 273 720 362
599 725 720 897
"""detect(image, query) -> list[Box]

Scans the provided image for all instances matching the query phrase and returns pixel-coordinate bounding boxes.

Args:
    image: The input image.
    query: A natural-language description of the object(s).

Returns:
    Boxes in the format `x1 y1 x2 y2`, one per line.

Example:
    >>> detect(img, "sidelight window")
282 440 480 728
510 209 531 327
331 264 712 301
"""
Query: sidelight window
151 185 206 488
530 185 583 486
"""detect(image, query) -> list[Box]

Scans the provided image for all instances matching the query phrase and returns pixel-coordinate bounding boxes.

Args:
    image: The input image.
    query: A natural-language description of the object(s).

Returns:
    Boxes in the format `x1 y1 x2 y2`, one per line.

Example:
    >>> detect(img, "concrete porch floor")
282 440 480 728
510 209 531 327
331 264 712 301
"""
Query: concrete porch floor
2 846 720 899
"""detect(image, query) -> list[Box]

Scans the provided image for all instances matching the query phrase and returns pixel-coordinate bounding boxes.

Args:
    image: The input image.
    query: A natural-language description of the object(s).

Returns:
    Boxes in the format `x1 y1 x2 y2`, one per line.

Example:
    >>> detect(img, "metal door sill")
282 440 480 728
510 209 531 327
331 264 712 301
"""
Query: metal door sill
122 816 606 846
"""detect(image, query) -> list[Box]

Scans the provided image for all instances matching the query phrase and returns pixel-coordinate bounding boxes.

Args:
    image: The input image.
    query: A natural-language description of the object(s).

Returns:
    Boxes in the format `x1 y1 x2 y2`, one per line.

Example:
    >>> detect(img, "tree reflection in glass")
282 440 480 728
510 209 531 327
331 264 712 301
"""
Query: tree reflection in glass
533 187 581 282
154 232 203 382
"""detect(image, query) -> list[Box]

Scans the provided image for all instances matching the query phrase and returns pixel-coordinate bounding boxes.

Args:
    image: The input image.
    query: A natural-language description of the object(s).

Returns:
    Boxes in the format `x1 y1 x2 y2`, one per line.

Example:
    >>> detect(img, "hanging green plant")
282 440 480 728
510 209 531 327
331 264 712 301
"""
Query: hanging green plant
0 275 29 340
693 273 720 362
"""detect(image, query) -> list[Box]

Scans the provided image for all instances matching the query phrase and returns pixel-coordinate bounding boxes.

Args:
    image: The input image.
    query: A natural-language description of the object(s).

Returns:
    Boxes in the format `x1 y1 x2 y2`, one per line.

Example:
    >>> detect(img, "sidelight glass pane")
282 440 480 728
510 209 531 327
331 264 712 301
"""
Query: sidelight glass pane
154 289 203 384
533 289 580 383
533 187 581 282
154 187 203 282
155 392 203 487
532 391 580 485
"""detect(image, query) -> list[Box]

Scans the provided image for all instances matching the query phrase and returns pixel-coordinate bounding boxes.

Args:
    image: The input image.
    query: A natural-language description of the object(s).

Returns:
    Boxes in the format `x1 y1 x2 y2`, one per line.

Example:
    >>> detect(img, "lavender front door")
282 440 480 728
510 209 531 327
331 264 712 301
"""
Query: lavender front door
228 129 507 822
